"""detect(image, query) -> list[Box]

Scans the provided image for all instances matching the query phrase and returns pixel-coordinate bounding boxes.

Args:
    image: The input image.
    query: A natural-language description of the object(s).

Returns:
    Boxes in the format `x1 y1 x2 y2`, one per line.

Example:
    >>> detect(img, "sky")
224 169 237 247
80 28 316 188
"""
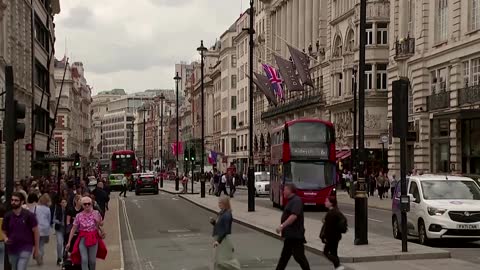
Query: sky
54 0 249 95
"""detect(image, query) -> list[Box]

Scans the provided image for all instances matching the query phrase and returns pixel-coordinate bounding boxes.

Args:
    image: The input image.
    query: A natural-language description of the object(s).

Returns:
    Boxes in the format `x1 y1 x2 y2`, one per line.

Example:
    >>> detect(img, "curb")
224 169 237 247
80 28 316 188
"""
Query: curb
179 195 451 263
159 188 199 195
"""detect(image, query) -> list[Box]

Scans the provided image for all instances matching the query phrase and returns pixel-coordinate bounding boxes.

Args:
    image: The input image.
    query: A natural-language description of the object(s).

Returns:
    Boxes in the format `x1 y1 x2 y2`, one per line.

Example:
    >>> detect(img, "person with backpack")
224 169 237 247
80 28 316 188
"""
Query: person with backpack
320 196 347 270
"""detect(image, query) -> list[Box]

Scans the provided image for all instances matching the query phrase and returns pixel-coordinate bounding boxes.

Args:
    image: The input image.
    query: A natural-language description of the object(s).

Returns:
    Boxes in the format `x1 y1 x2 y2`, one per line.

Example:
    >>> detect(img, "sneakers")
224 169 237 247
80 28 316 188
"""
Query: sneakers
57 258 62 265
335 266 345 270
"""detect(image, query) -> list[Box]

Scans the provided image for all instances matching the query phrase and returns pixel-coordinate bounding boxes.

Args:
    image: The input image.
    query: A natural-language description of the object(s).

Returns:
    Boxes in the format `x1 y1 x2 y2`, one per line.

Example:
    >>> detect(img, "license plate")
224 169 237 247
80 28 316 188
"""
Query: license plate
304 203 316 206
144 185 151 188
457 224 479 229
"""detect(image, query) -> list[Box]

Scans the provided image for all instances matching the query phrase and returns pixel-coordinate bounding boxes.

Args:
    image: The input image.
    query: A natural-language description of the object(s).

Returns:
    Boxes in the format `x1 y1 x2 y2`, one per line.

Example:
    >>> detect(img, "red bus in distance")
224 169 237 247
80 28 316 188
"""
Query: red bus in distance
270 118 336 208
111 150 137 177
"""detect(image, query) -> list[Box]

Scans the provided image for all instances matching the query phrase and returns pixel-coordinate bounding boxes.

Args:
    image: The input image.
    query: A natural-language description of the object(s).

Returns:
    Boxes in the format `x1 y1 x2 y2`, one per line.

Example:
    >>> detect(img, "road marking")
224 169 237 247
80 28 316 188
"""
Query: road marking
168 229 191 233
145 261 154 270
172 197 179 201
116 198 125 270
344 213 383 223
131 199 141 209
121 198 143 270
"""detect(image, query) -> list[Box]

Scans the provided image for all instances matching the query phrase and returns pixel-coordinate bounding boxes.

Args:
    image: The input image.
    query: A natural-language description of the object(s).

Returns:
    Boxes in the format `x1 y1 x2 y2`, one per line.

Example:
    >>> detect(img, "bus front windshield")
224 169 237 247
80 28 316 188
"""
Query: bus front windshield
285 161 335 189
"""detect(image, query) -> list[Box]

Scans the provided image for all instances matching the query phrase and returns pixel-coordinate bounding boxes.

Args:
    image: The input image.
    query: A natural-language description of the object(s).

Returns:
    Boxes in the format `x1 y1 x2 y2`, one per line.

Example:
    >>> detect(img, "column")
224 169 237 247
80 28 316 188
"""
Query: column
312 0 319 46
287 0 293 48
305 0 313 50
398 0 408 38
372 64 377 91
277 7 282 53
373 22 378 46
298 0 306 50
292 0 299 48
282 3 288 57
272 11 277 52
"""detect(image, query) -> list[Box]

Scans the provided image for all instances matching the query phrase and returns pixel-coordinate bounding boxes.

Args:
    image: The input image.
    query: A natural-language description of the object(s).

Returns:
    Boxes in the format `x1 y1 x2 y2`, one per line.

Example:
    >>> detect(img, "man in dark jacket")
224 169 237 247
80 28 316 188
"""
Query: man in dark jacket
275 183 310 270
92 182 109 218
320 196 346 270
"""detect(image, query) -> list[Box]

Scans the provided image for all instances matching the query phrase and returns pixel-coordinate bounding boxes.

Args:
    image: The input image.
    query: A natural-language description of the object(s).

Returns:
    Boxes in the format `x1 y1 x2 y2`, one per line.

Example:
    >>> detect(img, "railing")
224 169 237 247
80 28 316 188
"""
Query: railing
458 84 480 105
395 37 415 60
427 91 450 111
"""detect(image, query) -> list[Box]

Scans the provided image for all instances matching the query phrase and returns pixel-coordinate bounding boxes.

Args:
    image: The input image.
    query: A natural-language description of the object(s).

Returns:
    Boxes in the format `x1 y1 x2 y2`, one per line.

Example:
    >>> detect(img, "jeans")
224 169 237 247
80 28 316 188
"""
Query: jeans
79 236 98 270
324 239 340 268
276 238 311 270
39 236 49 260
8 250 32 270
56 229 65 260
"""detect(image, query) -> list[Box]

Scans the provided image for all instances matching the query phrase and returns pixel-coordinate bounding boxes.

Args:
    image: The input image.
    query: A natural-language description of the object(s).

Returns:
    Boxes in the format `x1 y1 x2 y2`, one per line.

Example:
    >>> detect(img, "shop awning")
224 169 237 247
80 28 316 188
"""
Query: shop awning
336 150 351 160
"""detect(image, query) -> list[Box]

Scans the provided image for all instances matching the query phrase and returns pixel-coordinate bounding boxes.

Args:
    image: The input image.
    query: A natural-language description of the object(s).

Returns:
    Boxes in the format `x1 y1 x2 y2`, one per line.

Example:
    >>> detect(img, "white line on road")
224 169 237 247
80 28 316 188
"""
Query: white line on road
116 198 125 270
343 213 384 223
131 199 141 209
121 197 143 270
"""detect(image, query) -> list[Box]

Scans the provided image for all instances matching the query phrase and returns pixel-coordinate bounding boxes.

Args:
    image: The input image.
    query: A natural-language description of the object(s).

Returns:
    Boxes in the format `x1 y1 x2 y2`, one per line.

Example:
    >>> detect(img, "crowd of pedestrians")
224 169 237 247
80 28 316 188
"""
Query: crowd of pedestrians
0 175 109 270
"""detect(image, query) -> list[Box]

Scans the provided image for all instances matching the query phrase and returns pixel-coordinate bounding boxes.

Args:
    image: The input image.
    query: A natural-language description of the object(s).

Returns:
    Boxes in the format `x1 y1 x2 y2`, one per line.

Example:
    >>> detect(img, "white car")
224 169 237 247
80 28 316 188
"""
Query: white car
392 174 480 245
255 172 270 197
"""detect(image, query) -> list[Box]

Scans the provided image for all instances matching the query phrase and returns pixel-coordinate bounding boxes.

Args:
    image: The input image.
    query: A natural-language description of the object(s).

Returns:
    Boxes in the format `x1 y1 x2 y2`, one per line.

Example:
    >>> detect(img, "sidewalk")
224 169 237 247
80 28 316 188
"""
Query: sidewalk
175 193 450 263
28 197 123 270
160 180 201 194
337 191 392 210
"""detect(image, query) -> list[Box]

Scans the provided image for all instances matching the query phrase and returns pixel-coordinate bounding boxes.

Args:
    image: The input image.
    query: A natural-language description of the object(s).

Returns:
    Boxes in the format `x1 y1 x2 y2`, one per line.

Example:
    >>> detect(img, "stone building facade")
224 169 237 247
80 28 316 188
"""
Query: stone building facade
388 0 480 176
0 0 61 181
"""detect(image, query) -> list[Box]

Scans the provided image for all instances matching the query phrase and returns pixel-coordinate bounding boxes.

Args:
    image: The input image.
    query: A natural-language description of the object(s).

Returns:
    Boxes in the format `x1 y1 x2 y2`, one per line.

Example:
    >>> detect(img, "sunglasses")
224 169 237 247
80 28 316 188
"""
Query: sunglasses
83 203 92 206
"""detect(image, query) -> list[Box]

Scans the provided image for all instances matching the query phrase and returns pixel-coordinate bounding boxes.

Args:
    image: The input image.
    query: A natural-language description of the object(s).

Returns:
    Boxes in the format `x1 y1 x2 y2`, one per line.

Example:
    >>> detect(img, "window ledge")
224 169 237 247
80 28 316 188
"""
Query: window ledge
433 40 448 48
466 28 480 36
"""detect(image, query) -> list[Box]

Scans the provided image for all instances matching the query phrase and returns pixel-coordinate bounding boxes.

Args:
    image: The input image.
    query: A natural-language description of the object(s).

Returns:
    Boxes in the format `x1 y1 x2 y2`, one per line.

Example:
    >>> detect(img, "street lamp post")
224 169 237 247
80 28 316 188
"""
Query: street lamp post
352 66 358 168
140 106 148 173
355 0 368 245
197 40 208 198
247 0 255 212
160 93 165 188
174 72 181 191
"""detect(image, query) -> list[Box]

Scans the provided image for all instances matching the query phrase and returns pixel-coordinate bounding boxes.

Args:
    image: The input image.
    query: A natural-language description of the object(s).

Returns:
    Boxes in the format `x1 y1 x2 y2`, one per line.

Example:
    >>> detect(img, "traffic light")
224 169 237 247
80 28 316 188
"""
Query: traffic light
184 147 189 161
74 152 80 167
190 147 196 161
13 101 26 141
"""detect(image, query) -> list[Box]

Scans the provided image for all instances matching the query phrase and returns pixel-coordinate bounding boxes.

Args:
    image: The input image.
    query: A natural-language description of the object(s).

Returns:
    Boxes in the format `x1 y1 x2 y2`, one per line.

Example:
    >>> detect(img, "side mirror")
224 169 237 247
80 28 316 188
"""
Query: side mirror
408 194 415 202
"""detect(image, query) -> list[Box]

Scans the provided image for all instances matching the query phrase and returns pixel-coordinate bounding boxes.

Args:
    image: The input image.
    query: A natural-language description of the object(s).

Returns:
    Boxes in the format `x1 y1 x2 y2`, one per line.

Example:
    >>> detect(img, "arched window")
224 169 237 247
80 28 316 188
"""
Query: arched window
333 36 342 57
346 29 354 52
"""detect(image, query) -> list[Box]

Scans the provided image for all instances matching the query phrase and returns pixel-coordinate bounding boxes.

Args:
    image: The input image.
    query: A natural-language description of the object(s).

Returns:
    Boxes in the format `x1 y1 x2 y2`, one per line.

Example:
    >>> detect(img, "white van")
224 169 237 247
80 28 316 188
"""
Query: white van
392 174 480 245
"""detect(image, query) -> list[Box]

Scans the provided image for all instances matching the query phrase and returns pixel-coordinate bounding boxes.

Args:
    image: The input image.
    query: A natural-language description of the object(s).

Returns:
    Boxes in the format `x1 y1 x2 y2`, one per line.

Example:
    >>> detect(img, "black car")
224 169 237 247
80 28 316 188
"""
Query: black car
135 174 159 195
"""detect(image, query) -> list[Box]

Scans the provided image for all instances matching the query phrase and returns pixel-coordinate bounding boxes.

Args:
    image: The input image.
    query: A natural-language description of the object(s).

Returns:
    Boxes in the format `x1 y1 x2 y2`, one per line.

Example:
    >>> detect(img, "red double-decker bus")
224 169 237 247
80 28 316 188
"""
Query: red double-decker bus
270 118 336 208
111 150 137 177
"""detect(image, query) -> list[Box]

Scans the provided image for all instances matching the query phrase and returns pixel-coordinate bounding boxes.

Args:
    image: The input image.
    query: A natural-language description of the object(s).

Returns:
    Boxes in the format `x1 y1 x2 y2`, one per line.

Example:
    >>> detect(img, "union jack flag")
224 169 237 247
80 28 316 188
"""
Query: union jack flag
262 64 285 100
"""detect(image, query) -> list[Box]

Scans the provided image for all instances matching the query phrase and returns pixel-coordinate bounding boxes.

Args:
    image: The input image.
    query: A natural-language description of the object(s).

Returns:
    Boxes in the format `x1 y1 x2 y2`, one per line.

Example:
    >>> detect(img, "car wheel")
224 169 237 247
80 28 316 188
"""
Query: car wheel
418 220 429 245
392 216 401 240
154 188 159 195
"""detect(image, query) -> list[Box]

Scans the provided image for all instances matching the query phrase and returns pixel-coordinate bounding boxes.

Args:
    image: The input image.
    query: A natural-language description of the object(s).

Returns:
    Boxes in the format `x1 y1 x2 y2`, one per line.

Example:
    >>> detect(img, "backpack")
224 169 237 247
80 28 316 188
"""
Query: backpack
338 212 348 234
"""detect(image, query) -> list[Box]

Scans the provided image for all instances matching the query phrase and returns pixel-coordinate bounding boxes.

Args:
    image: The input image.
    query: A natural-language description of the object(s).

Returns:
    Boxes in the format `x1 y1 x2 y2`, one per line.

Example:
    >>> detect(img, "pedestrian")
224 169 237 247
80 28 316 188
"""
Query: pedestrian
213 172 220 195
119 175 128 198
181 174 188 194
54 198 67 265
217 173 228 197
92 182 109 218
377 172 387 199
275 183 311 270
228 173 236 198
2 192 40 270
210 196 240 270
320 196 347 270
34 194 52 265
209 173 215 195
390 174 398 199
0 202 6 265
66 196 107 270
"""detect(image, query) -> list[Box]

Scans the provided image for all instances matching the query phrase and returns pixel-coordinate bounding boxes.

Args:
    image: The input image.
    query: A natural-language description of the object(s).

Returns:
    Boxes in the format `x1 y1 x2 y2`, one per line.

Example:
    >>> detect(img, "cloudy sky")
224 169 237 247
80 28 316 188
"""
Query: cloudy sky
54 0 249 94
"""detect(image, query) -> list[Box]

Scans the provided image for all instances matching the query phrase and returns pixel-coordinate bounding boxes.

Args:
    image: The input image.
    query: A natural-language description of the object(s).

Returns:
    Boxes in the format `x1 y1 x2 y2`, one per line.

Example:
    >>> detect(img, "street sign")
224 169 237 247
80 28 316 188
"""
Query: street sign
380 135 388 144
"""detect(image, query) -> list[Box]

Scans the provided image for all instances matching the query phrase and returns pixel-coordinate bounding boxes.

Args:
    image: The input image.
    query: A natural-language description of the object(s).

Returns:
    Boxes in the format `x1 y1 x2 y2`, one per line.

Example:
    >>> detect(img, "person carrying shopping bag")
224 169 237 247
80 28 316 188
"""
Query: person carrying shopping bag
210 196 240 270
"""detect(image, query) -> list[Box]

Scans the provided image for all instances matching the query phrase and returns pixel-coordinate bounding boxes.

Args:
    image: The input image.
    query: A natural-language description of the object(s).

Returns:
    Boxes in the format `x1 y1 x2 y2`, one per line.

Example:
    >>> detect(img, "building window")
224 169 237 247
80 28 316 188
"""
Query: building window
231 116 237 130
231 138 237 153
431 119 450 173
231 55 237 67
337 73 343 97
365 64 373 90
463 58 480 87
346 30 354 52
333 36 342 57
436 0 448 42
408 0 416 36
34 16 49 51
366 23 373 45
54 139 60 155
430 67 448 94
231 96 237 109
376 64 388 90
376 23 388 45
35 61 48 92
472 0 480 30
231 75 237 88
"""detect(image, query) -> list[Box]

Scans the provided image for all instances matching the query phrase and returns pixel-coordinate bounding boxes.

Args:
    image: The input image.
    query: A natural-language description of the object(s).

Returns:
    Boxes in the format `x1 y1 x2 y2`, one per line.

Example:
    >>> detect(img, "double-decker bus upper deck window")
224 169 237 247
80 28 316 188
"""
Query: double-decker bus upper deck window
288 123 328 142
